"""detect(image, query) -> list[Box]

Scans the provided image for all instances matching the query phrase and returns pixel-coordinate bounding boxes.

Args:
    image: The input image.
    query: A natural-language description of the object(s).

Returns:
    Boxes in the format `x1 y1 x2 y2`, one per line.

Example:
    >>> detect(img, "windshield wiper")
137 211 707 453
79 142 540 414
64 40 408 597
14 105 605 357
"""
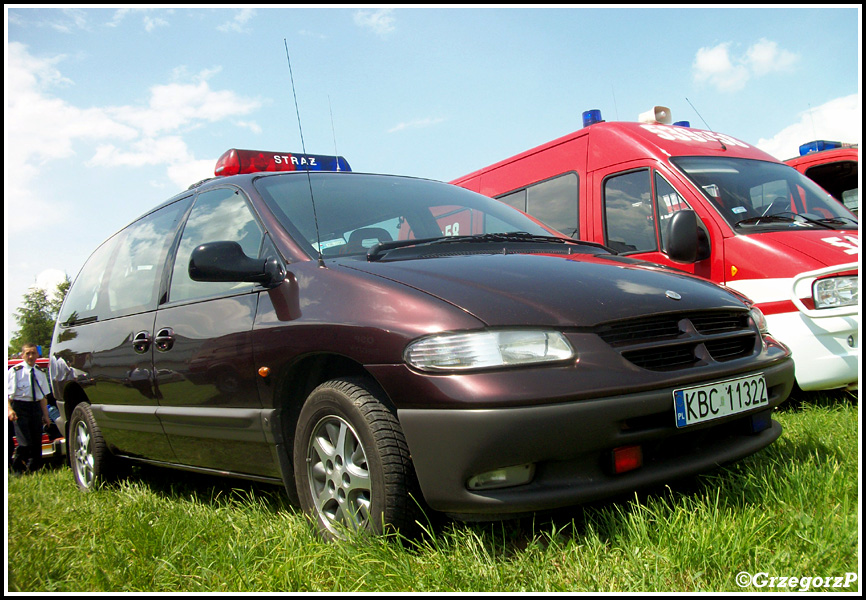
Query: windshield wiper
816 216 858 227
735 212 837 230
366 232 604 262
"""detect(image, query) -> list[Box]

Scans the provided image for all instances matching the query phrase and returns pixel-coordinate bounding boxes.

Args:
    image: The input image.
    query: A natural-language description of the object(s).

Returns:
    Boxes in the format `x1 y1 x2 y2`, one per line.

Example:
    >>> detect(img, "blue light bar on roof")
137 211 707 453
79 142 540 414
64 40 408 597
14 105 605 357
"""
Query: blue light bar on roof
582 109 603 128
799 140 843 156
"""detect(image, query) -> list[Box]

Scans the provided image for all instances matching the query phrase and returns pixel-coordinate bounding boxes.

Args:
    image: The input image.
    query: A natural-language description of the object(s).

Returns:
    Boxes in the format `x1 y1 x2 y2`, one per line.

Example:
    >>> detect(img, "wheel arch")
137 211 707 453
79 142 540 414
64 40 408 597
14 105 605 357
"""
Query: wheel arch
267 353 395 500
58 382 91 438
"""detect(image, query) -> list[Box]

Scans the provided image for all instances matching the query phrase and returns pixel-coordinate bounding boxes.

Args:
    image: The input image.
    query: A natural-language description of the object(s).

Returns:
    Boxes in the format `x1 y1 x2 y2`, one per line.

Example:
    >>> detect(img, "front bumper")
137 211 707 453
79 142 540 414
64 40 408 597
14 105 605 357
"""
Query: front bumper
396 357 793 517
766 311 858 391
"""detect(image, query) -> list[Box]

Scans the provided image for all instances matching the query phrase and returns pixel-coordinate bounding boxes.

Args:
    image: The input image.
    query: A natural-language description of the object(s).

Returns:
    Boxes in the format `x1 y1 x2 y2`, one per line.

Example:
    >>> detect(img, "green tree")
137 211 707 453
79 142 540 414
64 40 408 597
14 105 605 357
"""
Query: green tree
8 277 71 357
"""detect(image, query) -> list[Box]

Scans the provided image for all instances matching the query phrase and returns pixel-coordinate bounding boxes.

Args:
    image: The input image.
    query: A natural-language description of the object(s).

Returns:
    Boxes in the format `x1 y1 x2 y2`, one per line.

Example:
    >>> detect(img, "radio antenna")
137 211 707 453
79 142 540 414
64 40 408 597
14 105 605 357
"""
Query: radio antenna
328 95 341 171
284 39 326 267
686 97 726 151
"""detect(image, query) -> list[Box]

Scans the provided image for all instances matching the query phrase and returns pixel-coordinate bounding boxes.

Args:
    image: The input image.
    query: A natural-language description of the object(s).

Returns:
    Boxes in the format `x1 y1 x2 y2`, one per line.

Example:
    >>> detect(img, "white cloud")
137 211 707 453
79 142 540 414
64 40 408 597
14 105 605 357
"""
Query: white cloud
218 8 257 33
5 43 263 233
5 43 138 232
35 269 69 294
107 77 262 137
143 16 169 33
354 8 396 36
388 117 446 133
50 8 90 33
88 136 193 168
693 38 799 93
755 94 860 161
237 120 263 134
106 8 173 31
167 158 219 190
744 38 797 76
693 42 749 92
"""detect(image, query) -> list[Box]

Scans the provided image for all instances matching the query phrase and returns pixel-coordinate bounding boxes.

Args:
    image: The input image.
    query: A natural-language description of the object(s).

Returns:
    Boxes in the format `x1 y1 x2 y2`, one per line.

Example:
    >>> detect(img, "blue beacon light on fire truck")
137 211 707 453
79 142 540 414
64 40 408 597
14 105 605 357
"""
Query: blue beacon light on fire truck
214 148 351 177
582 109 604 128
798 140 844 156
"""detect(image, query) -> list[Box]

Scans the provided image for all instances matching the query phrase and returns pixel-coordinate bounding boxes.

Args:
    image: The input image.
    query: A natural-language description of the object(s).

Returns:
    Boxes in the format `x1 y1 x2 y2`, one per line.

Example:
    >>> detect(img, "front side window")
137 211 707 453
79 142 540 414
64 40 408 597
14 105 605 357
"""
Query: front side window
603 170 657 253
655 172 691 251
169 187 264 303
672 157 857 232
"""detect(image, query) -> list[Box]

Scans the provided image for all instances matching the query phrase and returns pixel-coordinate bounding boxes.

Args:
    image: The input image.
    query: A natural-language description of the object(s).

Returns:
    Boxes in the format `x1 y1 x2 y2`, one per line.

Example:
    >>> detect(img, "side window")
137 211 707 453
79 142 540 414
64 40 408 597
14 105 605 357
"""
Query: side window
496 173 579 237
805 161 858 213
604 170 657 253
169 187 264 303
655 173 689 251
106 200 188 317
499 190 526 212
58 235 120 325
526 173 579 237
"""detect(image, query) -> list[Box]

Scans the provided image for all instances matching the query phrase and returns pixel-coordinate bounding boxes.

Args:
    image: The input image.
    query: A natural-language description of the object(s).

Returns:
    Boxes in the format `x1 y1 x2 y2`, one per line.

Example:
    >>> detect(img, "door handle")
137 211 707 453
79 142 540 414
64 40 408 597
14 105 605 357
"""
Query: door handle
132 331 151 354
155 327 175 352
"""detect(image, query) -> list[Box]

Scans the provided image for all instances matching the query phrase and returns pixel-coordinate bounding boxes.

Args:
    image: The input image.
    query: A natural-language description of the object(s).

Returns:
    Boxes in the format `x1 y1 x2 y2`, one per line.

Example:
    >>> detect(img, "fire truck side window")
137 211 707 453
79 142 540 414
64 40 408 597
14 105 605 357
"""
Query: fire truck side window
496 173 579 238
499 189 526 212
527 173 579 238
604 169 657 254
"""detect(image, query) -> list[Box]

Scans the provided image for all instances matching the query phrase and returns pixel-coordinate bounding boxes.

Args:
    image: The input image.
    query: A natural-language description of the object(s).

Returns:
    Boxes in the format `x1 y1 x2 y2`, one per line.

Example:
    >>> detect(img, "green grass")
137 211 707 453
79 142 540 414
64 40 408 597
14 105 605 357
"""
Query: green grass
7 392 859 592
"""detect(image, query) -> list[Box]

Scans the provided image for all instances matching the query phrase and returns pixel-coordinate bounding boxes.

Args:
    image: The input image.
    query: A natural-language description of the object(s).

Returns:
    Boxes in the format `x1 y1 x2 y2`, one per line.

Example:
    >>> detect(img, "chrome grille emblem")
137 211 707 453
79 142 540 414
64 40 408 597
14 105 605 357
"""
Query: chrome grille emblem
665 290 682 301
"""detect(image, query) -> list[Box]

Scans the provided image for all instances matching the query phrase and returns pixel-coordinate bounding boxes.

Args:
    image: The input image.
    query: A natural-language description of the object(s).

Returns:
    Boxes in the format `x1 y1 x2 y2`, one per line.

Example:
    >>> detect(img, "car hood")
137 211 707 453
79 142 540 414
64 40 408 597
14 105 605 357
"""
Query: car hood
341 252 747 327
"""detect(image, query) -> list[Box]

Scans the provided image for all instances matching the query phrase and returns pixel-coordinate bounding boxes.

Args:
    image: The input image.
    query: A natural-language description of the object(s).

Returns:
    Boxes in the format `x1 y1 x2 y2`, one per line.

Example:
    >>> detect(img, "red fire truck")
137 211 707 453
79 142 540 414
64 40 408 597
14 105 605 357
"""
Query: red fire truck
452 107 858 393
785 140 858 216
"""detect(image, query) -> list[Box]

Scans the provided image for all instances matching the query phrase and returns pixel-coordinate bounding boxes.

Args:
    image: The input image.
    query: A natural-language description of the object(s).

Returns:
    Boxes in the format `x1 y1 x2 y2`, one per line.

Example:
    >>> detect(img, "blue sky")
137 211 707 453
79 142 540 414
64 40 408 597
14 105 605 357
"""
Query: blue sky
4 6 861 346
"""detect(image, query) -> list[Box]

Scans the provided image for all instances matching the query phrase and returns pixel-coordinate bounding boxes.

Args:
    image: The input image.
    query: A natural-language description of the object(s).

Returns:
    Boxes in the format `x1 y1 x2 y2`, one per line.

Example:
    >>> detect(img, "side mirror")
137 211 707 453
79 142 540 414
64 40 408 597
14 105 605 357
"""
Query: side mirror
189 241 284 288
665 210 710 263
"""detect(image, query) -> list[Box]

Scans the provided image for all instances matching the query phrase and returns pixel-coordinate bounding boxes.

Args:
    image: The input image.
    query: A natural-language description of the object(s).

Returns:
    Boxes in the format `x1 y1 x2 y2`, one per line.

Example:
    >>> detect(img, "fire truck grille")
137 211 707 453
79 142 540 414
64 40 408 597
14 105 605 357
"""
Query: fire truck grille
595 310 758 371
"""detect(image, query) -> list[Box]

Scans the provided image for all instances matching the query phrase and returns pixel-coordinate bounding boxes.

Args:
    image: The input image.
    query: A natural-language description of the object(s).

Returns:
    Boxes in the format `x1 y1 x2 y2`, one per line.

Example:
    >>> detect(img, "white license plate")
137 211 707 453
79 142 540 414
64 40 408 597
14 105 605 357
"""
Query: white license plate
674 373 768 428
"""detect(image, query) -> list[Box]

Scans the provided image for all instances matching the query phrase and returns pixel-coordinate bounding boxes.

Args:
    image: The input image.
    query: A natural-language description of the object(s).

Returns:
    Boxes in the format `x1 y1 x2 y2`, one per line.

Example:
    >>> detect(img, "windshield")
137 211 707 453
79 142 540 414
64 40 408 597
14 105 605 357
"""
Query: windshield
671 157 857 232
254 173 555 258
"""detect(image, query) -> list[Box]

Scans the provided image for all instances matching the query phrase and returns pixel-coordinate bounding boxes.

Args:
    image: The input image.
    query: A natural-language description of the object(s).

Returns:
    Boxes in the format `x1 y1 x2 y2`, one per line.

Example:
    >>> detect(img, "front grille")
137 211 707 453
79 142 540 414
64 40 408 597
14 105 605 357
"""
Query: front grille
596 310 758 371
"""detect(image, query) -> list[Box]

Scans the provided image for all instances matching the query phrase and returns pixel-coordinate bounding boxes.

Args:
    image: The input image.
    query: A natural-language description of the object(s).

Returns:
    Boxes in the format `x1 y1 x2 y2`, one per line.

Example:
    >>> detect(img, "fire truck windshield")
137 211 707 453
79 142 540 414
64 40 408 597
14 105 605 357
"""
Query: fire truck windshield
671 157 857 232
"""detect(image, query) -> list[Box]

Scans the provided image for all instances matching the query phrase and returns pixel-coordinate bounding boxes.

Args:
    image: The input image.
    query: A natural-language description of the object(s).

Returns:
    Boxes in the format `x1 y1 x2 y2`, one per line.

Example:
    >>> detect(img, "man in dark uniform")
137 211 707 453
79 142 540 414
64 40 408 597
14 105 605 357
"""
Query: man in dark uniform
7 343 52 473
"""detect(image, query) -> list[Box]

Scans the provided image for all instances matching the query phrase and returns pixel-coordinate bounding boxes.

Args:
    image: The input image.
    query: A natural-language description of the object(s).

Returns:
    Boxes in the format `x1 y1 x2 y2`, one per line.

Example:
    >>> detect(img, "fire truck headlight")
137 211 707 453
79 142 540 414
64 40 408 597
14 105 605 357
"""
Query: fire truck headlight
814 276 858 309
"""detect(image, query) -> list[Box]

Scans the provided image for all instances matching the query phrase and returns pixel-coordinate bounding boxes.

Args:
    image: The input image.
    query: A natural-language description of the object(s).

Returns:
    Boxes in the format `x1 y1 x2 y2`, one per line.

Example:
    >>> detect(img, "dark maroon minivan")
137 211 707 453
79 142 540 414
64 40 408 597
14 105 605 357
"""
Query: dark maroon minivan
51 149 794 539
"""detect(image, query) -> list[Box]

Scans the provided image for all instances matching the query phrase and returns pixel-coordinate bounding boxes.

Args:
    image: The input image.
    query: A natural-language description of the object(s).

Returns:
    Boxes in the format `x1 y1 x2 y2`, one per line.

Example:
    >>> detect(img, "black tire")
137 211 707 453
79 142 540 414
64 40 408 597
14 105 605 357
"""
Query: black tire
68 403 114 490
293 377 421 539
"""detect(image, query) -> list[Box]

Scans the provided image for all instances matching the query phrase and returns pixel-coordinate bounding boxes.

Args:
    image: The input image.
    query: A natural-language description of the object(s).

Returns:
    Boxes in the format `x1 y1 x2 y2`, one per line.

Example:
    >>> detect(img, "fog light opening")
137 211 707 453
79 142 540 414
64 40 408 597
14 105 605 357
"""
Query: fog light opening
467 463 535 490
611 445 643 475
748 410 773 434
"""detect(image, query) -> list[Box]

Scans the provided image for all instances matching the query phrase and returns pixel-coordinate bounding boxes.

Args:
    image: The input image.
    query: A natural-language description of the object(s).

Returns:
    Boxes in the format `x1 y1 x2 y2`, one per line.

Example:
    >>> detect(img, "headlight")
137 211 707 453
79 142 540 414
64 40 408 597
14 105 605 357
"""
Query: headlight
404 329 575 372
749 306 769 335
813 276 858 309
